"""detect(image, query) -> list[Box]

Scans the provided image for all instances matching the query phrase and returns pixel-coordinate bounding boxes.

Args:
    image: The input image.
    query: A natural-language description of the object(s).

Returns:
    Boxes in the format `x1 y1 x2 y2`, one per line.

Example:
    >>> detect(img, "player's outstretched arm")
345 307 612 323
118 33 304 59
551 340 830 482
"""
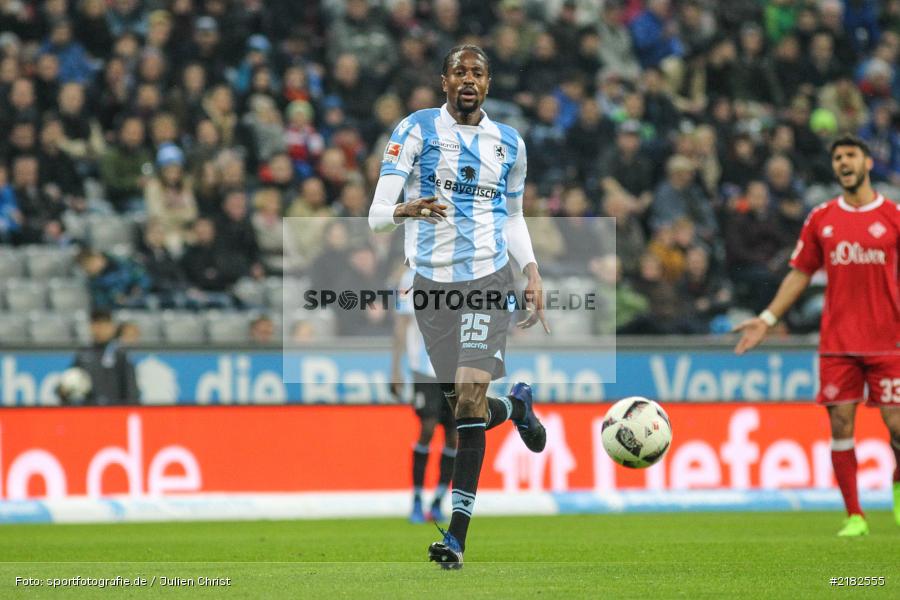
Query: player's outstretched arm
733 268 811 355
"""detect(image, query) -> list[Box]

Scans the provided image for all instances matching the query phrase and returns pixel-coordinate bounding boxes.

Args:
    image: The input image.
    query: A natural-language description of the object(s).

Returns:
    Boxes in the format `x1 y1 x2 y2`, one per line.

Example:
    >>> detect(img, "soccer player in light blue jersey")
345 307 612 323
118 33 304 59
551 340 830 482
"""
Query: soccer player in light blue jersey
369 45 549 568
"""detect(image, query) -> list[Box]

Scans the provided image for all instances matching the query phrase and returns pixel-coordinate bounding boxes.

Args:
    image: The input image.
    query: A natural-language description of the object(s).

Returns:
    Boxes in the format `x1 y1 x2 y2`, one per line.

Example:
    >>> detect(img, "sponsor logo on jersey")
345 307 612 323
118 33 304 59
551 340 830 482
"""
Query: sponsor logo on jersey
493 144 506 162
822 225 834 237
868 221 887 239
429 139 460 152
383 142 402 163
431 175 499 199
829 241 886 265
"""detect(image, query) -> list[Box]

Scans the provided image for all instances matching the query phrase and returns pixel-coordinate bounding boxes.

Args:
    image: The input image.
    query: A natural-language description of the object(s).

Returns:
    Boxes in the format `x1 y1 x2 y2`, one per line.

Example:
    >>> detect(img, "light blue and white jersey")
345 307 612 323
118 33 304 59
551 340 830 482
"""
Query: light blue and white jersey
380 104 527 283
396 268 435 378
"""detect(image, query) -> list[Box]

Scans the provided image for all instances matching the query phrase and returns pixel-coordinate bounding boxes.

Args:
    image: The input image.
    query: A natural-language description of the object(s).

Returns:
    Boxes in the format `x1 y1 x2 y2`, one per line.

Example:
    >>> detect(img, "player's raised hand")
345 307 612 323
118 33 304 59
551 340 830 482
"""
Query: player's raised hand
397 197 448 224
733 317 769 355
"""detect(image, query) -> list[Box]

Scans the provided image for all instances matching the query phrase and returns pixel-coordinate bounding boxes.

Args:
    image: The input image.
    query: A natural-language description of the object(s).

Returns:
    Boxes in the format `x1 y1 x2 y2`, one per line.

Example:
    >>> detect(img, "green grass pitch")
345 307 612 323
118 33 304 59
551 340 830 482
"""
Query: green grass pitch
1 512 897 599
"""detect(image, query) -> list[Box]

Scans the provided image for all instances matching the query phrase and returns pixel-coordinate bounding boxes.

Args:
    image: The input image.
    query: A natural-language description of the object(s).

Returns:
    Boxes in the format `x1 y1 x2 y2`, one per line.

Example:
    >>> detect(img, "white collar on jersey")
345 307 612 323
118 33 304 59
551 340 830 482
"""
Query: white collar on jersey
837 192 884 212
439 103 492 130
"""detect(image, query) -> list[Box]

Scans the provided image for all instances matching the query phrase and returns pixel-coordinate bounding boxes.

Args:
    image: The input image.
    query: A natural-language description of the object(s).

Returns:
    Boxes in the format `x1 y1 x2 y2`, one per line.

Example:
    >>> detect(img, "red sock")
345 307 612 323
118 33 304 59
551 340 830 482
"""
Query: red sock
832 448 864 516
891 439 900 483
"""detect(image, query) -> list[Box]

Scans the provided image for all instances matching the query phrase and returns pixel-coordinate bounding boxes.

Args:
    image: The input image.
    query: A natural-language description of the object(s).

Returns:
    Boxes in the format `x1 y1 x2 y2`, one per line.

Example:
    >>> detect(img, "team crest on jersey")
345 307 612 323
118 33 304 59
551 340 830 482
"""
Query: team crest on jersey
821 225 834 237
383 142 402 163
868 221 887 239
493 144 506 162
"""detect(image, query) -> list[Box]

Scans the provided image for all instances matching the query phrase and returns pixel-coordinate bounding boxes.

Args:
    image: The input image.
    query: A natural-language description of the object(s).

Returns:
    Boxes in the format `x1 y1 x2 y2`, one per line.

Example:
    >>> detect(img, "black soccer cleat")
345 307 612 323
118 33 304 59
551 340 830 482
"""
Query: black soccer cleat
509 382 546 453
428 525 463 569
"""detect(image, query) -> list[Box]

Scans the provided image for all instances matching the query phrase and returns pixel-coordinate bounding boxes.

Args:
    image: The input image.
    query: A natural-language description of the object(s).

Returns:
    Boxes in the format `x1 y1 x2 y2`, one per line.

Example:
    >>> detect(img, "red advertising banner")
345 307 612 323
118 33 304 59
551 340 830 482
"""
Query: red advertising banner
0 404 893 500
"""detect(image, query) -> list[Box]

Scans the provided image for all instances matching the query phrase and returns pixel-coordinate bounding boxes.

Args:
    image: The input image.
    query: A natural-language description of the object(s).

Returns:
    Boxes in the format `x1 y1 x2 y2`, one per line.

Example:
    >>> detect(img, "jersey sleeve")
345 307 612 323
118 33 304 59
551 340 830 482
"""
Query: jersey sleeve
380 115 423 179
789 210 824 274
506 136 527 198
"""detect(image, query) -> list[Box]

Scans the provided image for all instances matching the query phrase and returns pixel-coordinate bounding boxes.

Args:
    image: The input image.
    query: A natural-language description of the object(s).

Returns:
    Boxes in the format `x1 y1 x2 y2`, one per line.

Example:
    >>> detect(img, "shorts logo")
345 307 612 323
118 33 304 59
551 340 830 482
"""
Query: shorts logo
383 142 402 163
823 384 840 400
493 144 506 162
869 221 886 239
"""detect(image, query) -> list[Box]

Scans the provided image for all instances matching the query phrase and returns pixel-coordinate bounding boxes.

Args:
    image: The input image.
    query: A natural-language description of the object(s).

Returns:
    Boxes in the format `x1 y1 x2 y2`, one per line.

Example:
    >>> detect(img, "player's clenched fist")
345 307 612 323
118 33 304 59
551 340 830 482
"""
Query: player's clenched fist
394 197 447 223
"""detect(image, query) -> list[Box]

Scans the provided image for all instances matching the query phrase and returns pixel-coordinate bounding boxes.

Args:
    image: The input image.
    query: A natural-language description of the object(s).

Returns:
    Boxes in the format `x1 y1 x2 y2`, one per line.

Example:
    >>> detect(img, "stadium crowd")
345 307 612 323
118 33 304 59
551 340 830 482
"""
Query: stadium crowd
1 0 900 342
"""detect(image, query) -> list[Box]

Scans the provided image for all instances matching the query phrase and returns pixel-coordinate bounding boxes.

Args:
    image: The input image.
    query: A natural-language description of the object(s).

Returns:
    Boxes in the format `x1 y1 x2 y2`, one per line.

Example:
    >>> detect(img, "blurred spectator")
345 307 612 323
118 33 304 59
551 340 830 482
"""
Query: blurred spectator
10 154 66 244
818 74 869 134
525 95 569 193
215 189 263 280
494 0 542 62
250 314 276 344
168 62 208 132
567 98 615 186
630 0 684 69
598 120 654 211
858 101 900 185
285 100 324 180
764 0 797 45
763 154 806 236
38 114 85 212
803 31 844 89
771 34 804 105
144 144 197 255
620 252 700 334
57 82 106 163
327 0 396 82
596 0 641 81
181 217 241 293
252 187 284 275
522 183 565 269
649 154 717 243
318 147 353 204
243 94 287 167
40 19 94 85
2 78 38 133
0 164 23 243
522 33 563 102
487 25 523 104
589 254 650 335
138 219 193 309
678 245 732 330
77 249 150 310
721 133 762 192
724 180 793 312
99 116 152 213
33 52 60 113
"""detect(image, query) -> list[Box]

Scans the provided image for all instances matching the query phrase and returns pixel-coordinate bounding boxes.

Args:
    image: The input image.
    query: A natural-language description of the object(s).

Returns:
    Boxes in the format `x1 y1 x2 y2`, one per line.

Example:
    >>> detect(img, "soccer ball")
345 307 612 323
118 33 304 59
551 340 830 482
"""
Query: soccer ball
601 397 672 469
58 367 92 401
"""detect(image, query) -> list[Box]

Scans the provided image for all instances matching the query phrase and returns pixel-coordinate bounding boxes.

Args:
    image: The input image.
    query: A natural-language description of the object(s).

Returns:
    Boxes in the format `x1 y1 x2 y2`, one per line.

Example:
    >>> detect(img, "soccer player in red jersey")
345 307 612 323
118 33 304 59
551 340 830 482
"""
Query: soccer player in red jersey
734 135 900 536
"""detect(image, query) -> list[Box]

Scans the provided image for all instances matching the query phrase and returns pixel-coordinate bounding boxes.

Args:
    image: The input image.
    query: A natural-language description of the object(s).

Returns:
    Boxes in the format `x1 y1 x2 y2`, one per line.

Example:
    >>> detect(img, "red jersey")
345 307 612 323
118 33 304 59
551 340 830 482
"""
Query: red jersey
790 193 900 354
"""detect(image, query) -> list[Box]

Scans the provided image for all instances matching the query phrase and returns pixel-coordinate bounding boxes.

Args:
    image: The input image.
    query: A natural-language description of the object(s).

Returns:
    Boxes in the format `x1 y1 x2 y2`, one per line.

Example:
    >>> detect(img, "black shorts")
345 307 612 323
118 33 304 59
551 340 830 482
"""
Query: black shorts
413 262 515 383
413 372 455 427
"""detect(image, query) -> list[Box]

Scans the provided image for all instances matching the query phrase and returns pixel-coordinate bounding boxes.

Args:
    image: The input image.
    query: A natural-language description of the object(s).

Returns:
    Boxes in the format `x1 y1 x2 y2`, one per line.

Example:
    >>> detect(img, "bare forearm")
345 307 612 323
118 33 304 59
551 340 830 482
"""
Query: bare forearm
765 269 812 319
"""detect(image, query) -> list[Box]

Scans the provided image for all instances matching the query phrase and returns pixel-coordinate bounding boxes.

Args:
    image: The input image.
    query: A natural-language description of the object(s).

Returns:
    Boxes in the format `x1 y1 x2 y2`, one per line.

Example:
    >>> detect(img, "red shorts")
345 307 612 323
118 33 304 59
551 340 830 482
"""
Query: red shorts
817 354 900 406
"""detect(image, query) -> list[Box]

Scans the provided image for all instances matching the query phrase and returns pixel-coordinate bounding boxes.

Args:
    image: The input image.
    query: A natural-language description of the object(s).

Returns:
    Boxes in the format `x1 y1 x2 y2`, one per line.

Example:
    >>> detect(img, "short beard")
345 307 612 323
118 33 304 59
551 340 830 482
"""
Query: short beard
841 170 865 193
454 97 479 115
